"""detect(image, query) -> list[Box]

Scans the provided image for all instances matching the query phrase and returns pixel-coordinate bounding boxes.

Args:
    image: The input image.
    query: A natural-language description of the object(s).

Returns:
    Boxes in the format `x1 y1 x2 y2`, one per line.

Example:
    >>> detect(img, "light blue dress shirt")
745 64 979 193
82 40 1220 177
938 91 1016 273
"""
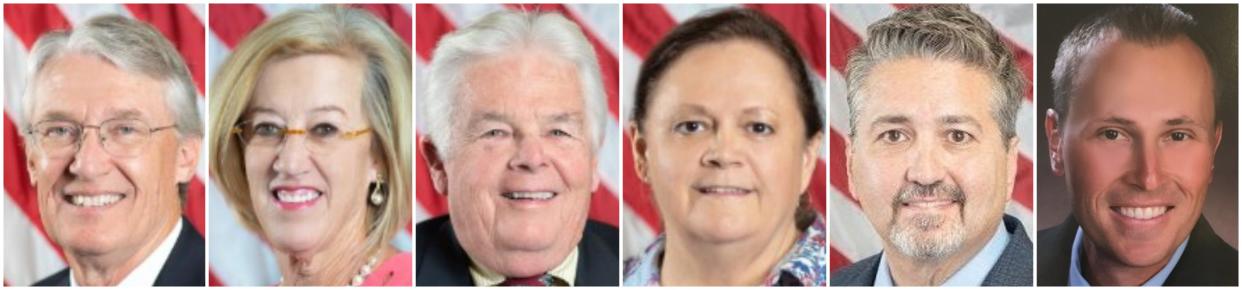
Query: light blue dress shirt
1068 227 1188 286
874 222 1010 286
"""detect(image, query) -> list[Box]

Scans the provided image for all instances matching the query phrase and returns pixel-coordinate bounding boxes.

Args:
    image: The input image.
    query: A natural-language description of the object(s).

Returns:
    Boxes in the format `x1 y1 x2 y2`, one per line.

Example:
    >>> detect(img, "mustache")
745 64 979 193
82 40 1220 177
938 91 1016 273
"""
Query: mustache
890 182 966 209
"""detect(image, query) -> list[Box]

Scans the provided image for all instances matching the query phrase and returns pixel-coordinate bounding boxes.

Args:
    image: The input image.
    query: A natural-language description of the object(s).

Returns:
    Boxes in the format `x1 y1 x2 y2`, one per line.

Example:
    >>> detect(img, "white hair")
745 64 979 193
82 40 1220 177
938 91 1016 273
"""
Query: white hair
19 15 201 138
420 10 608 158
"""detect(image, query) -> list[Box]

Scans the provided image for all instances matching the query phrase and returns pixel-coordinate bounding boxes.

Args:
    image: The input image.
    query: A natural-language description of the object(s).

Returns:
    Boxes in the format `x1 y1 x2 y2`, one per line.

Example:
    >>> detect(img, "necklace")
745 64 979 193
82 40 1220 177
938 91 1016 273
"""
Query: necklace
278 255 379 286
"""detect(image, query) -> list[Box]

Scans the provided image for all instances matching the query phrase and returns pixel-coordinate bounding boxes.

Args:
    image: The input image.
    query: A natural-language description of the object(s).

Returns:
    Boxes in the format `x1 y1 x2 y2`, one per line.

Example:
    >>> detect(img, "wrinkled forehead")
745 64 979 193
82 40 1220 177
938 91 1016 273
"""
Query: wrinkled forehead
455 49 585 117
29 52 172 123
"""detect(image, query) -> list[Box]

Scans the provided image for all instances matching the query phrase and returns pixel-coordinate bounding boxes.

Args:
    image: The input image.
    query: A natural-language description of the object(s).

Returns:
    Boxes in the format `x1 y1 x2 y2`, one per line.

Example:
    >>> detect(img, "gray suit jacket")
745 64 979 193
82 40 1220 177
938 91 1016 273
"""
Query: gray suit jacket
830 214 1033 286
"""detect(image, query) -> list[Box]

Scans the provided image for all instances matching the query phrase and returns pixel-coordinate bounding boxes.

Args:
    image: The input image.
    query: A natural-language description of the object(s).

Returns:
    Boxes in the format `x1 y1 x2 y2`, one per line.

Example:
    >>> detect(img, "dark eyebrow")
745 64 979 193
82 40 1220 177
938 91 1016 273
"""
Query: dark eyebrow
1165 116 1198 127
1099 116 1136 127
940 115 982 130
869 115 910 131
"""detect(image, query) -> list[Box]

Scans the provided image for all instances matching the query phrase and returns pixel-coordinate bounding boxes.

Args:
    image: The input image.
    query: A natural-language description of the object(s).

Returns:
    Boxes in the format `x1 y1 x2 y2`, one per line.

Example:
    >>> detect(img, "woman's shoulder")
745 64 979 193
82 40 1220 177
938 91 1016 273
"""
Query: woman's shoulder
623 235 667 286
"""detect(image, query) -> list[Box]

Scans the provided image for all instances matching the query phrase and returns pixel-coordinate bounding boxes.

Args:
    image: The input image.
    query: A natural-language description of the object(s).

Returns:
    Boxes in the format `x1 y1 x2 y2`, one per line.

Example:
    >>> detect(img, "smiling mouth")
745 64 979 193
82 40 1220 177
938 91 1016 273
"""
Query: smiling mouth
502 191 557 201
694 185 754 195
1113 206 1172 220
64 194 125 208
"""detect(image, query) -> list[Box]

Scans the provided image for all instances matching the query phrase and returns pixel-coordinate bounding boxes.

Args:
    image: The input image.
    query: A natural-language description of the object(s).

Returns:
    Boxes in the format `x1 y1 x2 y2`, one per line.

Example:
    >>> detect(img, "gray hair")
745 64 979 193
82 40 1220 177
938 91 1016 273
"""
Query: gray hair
420 10 608 158
19 15 201 139
1051 5 1206 125
846 5 1024 145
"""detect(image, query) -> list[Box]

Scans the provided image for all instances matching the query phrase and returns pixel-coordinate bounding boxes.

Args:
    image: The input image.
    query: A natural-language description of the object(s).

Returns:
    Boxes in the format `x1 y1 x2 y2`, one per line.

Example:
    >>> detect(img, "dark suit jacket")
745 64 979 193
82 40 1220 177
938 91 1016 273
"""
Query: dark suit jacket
831 214 1033 286
1037 215 1238 286
34 218 206 286
416 215 619 286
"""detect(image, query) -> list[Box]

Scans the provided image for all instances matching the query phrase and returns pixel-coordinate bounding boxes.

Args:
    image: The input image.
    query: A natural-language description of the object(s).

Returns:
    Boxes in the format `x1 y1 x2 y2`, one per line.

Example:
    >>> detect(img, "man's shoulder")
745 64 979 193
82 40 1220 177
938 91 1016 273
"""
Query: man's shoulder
153 218 206 286
1035 216 1077 286
829 254 880 286
1167 216 1239 286
414 215 475 286
984 215 1033 286
32 268 70 286
582 220 619 254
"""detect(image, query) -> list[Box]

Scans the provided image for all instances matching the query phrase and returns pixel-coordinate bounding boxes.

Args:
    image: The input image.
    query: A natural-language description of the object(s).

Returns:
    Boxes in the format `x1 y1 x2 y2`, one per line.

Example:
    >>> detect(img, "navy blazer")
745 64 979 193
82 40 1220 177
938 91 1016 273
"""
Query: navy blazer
33 218 205 286
1037 215 1238 286
416 215 619 286
831 214 1033 286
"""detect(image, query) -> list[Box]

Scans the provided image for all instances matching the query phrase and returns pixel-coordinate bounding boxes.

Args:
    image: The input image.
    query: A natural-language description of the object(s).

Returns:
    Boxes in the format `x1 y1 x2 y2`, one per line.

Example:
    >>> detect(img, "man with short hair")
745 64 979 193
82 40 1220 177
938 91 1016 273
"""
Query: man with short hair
20 15 205 286
832 5 1032 286
1040 4 1237 286
415 9 619 286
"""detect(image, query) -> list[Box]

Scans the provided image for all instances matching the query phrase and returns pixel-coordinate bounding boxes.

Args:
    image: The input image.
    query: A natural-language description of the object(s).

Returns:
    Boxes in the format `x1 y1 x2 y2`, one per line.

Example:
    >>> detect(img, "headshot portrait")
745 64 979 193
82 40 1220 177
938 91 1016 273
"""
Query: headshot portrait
621 4 828 286
1037 4 1238 286
414 4 621 286
829 4 1034 286
2 4 207 286
207 4 413 286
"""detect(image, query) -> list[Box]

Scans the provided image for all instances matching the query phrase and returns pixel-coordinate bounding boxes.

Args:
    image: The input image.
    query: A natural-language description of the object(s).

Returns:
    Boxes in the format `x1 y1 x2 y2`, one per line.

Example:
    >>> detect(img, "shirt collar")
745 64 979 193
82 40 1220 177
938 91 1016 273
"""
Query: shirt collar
70 220 181 287
875 220 1009 286
1068 227 1188 286
468 247 578 286
623 216 827 286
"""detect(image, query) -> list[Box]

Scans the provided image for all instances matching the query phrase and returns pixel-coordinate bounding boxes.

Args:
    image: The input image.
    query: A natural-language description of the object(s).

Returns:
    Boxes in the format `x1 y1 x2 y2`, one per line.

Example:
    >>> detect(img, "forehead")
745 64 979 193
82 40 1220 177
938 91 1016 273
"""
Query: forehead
857 57 997 125
652 39 799 114
250 53 365 116
30 52 170 122
1074 37 1215 120
457 49 584 114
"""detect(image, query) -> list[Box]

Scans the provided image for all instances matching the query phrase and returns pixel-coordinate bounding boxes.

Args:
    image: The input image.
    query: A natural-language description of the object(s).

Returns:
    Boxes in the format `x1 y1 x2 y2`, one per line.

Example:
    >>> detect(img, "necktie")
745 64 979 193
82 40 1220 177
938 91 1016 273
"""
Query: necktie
499 274 550 286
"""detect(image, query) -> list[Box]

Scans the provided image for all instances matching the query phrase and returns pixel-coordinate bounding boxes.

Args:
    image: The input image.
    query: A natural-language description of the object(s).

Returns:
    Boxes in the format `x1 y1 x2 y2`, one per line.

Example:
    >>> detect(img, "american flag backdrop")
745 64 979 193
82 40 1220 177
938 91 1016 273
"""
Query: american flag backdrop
414 3 623 239
827 4 1035 271
620 3 828 260
206 4 412 286
2 4 208 286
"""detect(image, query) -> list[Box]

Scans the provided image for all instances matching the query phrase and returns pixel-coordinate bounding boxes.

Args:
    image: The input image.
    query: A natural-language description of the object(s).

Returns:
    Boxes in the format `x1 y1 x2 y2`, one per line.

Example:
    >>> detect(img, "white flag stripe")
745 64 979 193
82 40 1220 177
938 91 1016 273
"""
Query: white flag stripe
829 188 883 261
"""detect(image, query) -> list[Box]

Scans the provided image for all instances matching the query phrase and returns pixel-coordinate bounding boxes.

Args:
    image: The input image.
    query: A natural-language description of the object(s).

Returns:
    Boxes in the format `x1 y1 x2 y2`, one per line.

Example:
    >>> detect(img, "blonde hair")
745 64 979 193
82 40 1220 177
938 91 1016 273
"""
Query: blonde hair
209 5 411 259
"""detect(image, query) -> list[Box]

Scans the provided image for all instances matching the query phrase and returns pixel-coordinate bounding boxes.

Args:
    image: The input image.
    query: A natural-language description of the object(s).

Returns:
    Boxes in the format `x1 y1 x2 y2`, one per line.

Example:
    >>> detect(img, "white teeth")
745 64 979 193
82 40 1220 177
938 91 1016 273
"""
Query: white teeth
504 191 555 200
699 186 749 194
69 194 123 207
276 189 321 203
1118 206 1168 220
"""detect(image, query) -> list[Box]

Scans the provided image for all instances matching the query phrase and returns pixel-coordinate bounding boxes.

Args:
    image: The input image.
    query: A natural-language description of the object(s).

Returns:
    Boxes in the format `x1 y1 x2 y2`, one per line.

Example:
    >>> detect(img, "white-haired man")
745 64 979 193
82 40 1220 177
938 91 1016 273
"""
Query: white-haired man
415 9 618 286
18 15 204 286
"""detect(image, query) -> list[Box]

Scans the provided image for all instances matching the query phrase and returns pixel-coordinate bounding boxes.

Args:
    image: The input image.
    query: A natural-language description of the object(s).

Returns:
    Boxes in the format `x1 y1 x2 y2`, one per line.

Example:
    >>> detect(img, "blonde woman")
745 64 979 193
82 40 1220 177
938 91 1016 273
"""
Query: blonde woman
208 5 412 286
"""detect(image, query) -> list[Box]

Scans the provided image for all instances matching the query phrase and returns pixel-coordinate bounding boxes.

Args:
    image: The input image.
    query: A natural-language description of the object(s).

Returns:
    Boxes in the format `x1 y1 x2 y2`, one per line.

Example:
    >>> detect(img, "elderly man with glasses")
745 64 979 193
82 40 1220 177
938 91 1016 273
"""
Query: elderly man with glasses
17 15 205 286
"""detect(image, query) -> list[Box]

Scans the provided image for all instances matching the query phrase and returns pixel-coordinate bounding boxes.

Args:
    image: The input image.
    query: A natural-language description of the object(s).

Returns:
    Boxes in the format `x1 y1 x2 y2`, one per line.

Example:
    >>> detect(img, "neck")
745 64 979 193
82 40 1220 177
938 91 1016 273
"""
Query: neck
275 222 388 286
660 221 801 286
1080 238 1169 286
885 222 999 286
67 217 178 286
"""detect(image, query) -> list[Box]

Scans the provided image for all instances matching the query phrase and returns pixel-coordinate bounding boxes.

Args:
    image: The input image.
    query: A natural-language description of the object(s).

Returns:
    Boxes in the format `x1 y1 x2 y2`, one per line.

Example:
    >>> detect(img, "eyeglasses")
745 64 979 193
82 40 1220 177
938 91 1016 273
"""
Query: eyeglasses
27 119 176 158
232 121 372 153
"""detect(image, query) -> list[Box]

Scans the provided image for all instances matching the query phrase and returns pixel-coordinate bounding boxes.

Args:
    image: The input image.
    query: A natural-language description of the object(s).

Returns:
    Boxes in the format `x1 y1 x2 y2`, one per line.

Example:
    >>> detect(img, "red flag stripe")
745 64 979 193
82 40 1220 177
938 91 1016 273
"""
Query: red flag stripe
620 4 677 58
3 4 71 50
207 4 267 50
413 4 455 62
124 4 207 95
743 4 827 77
828 13 861 74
